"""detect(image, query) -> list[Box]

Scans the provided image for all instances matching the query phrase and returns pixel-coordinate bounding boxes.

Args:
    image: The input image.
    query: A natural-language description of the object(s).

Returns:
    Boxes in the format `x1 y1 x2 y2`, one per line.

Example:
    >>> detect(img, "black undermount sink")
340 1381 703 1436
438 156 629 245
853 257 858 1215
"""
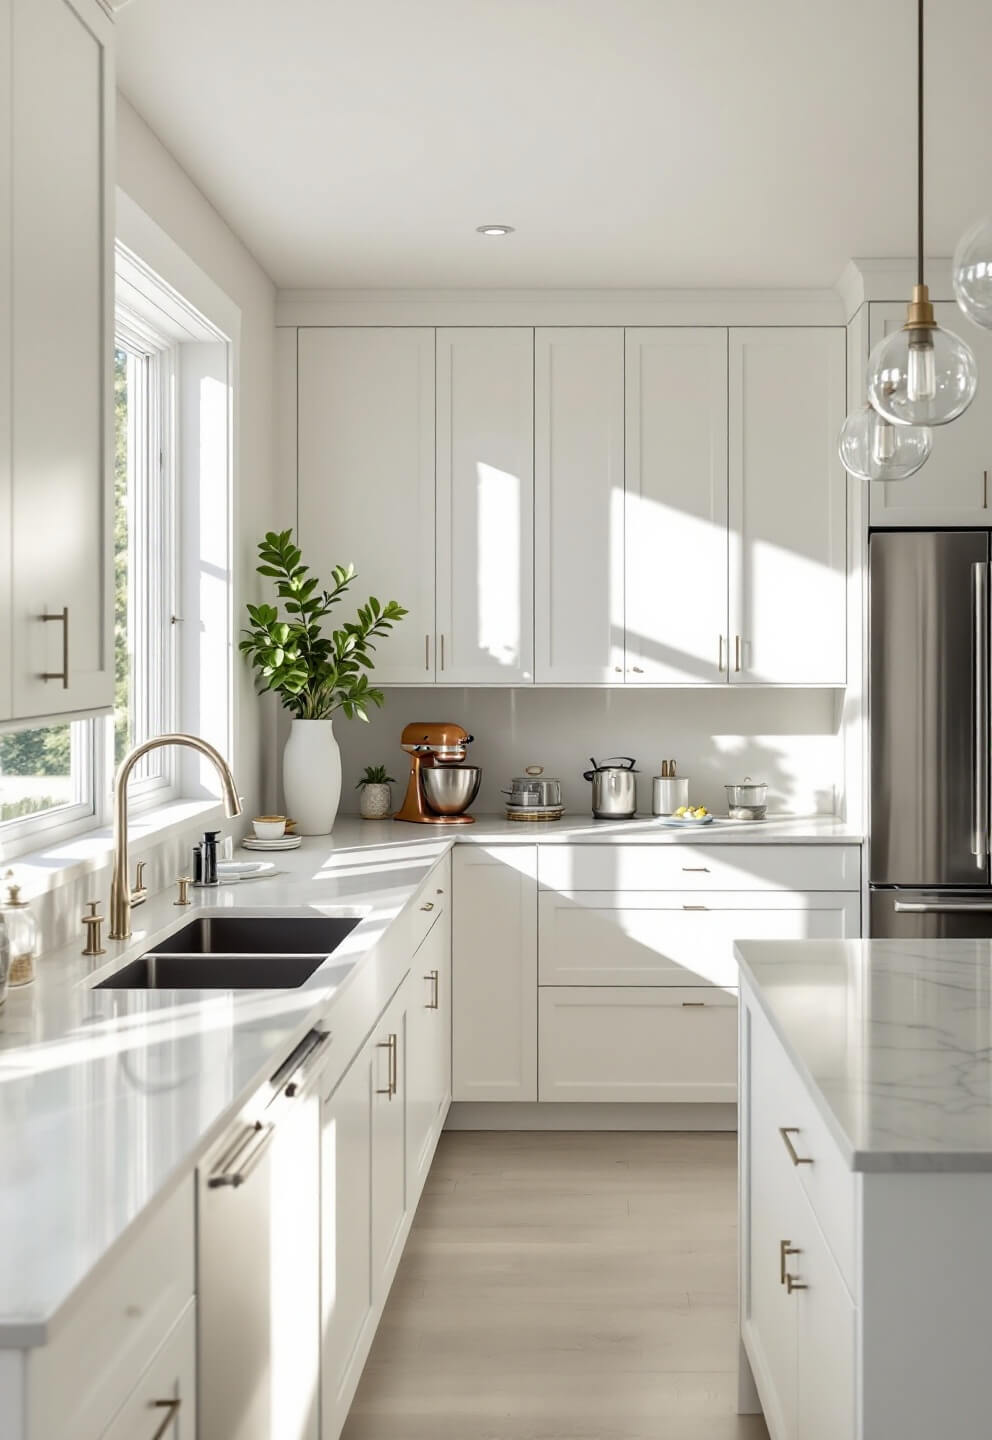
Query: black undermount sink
94 914 361 991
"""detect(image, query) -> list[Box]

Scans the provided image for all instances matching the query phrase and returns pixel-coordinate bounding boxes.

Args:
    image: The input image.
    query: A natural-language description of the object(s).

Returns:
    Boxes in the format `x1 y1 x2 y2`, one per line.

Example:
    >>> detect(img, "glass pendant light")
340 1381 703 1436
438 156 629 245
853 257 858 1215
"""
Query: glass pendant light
953 216 992 329
838 402 932 482
866 0 978 427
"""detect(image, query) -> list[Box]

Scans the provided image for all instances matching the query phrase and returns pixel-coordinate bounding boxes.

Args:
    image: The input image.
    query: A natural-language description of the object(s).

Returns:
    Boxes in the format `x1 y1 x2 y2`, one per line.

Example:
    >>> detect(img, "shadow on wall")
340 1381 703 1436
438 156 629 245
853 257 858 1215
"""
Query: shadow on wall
305 686 843 819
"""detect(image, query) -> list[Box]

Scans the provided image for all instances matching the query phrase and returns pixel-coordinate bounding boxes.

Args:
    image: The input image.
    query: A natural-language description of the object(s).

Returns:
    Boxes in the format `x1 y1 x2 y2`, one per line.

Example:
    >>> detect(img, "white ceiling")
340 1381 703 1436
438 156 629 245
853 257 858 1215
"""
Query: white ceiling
116 0 992 291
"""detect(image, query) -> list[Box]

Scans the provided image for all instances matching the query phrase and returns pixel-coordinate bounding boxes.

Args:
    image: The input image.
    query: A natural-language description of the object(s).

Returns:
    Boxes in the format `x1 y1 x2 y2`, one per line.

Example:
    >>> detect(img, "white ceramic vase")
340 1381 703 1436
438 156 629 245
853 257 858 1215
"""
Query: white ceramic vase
359 782 393 819
283 718 342 835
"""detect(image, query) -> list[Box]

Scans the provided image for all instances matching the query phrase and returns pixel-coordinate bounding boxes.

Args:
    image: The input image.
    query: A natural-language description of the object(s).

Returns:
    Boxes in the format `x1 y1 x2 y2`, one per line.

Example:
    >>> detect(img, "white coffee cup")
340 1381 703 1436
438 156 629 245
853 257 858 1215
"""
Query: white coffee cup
252 815 287 839
653 776 690 815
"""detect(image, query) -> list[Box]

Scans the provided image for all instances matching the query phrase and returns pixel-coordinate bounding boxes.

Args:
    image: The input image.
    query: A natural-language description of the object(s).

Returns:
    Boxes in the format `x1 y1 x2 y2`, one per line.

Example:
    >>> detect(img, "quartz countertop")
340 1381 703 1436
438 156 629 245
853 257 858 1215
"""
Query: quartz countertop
736 938 992 1174
324 812 863 847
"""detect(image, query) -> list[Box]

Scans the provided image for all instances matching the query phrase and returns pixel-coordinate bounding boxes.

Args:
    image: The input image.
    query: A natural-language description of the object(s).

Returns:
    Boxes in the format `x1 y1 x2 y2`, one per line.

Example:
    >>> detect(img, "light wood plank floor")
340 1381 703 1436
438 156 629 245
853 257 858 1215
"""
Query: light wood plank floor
342 1131 769 1440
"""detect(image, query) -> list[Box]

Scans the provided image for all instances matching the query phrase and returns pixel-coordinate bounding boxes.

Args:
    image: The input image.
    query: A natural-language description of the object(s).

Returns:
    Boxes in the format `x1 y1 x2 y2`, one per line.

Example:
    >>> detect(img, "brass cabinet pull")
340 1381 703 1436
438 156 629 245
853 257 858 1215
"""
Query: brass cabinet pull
785 1273 808 1295
734 635 742 672
780 1239 800 1285
985 470 989 509
150 1398 182 1440
377 1033 398 1098
425 633 430 670
779 1126 813 1166
425 969 439 1009
207 1121 275 1188
40 606 70 688
681 1000 705 1007
682 904 707 911
440 634 445 670
631 666 643 673
718 635 726 672
420 901 435 912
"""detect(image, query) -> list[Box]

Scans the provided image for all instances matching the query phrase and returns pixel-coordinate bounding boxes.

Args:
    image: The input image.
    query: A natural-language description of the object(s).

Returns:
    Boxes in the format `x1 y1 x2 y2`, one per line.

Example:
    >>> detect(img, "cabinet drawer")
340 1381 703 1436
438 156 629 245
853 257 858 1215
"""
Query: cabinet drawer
408 855 450 952
27 1178 195 1440
537 844 861 893
538 987 737 1102
539 890 861 987
100 1299 196 1440
747 993 857 1295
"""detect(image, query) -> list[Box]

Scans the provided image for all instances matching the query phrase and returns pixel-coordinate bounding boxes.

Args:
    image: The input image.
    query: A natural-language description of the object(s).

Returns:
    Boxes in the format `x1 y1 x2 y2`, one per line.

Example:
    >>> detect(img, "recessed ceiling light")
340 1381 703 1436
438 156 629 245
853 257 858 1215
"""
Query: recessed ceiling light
476 224 514 237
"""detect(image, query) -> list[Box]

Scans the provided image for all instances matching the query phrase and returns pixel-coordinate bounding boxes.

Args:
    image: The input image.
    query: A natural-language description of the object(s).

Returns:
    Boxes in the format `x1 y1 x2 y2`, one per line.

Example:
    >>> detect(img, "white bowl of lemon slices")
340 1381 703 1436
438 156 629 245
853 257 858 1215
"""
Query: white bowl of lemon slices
661 806 714 827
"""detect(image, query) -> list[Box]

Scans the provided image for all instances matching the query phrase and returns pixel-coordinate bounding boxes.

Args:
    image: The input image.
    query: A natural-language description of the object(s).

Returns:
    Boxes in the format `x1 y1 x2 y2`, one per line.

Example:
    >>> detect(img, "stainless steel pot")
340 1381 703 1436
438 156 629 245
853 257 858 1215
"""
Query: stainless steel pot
502 766 562 808
583 756 638 819
725 776 768 820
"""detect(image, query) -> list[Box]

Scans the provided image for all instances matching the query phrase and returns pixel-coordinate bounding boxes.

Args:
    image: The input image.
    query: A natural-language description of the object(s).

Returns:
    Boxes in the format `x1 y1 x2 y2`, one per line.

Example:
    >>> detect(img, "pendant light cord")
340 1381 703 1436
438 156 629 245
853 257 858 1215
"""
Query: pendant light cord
917 0 924 286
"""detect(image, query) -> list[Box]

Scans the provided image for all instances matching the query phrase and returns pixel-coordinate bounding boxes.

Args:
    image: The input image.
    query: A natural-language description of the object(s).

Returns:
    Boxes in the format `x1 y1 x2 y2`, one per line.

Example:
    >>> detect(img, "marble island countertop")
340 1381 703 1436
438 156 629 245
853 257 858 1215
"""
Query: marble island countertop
736 938 992 1174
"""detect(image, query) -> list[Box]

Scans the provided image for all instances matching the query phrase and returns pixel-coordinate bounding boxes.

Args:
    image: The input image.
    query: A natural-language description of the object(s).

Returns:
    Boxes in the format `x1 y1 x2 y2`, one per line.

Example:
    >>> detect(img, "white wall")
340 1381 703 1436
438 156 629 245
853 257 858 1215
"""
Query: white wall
332 686 844 819
115 94 278 813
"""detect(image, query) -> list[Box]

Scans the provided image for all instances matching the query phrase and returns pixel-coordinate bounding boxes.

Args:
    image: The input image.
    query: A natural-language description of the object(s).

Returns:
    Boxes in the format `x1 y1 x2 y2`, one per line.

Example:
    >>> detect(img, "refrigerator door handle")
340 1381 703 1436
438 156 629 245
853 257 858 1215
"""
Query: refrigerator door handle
973 561 989 869
894 901 992 913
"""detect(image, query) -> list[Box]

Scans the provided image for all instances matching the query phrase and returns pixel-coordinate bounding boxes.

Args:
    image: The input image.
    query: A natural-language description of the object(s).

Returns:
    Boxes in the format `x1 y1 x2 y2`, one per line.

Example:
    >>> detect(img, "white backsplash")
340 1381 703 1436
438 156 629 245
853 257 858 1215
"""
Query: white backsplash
327 687 845 819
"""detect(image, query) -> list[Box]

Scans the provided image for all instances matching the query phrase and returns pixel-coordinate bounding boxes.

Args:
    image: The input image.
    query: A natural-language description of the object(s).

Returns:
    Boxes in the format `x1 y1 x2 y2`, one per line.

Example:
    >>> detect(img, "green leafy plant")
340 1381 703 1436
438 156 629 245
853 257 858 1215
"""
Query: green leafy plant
240 530 407 721
356 764 396 788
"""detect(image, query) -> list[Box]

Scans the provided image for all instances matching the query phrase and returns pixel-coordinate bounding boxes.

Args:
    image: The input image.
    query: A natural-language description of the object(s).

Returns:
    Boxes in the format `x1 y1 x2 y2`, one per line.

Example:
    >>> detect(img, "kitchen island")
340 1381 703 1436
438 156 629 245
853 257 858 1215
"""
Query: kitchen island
736 938 992 1440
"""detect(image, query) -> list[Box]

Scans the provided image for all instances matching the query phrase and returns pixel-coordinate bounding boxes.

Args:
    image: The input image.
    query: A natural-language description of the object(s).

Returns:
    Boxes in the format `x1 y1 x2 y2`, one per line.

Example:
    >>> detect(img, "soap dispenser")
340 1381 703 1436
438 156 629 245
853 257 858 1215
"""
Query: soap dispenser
2 871 37 987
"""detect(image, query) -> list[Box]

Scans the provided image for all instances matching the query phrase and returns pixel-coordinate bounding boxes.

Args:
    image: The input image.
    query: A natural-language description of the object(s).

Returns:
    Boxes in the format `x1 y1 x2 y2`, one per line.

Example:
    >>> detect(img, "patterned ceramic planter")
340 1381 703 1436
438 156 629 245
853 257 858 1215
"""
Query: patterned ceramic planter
359 782 393 819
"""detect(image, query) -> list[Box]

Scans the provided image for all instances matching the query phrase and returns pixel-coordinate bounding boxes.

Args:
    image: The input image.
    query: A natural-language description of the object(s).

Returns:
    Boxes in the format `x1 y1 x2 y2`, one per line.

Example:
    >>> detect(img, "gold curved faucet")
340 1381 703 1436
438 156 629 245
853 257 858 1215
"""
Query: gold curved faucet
109 734 242 940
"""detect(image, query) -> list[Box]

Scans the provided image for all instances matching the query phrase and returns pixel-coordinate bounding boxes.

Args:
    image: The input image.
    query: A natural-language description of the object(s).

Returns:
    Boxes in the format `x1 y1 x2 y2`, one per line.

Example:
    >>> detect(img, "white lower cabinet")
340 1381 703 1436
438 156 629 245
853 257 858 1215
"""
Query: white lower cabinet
406 908 451 1197
539 985 737 1102
452 845 538 1101
371 983 410 1293
100 1301 196 1440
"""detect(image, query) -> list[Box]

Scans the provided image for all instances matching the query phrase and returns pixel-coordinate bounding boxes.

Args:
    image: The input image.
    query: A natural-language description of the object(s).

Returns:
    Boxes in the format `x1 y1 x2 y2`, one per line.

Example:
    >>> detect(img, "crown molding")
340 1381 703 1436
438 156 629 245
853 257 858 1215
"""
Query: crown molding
835 256 955 322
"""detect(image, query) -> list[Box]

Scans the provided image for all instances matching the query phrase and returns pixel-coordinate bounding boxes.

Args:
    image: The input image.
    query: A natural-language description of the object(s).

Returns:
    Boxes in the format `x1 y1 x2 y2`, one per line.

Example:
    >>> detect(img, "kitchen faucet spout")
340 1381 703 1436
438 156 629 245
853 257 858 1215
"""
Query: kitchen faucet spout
109 734 242 940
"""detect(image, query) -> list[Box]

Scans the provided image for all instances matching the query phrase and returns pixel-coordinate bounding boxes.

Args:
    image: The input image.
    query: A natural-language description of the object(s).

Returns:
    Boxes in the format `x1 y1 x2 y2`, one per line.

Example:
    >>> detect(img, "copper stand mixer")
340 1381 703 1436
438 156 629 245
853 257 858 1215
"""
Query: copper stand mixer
394 722 481 824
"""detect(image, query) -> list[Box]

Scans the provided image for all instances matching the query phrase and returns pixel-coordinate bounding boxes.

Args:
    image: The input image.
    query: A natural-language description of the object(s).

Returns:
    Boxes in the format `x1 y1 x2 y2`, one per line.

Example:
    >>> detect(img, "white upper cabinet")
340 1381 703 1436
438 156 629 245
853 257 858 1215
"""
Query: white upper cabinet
534 327 624 683
436 328 534 684
6 0 114 720
625 328 729 684
729 328 847 685
868 300 992 527
297 328 436 685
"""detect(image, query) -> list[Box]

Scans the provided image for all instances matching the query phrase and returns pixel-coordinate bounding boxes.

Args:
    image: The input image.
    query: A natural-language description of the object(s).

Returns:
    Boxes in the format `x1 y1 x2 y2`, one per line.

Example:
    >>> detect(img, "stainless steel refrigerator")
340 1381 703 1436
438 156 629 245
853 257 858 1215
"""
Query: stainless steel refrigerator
869 528 992 937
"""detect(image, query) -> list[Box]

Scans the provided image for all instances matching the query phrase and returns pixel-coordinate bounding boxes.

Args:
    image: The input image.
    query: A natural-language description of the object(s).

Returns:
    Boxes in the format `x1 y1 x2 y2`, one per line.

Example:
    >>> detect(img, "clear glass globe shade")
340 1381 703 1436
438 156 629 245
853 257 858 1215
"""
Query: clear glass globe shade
867 323 978 426
838 404 932 482
953 216 992 329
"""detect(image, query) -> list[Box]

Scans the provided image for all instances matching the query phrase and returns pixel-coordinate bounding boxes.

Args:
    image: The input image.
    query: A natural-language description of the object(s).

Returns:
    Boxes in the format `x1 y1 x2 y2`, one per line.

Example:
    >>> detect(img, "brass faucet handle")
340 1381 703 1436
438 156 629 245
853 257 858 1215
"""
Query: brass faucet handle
81 902 106 957
174 876 192 907
131 860 148 907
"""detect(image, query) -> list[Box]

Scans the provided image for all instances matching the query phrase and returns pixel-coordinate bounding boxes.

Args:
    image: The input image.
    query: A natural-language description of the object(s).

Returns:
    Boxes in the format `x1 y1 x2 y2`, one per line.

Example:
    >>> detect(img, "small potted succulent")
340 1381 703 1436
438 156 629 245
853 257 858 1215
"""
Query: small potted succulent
356 764 396 819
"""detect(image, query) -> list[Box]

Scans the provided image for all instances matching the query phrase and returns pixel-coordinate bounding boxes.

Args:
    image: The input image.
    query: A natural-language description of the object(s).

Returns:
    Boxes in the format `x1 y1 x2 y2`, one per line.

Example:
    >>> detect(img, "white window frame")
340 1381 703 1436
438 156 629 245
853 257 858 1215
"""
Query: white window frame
0 720 98 849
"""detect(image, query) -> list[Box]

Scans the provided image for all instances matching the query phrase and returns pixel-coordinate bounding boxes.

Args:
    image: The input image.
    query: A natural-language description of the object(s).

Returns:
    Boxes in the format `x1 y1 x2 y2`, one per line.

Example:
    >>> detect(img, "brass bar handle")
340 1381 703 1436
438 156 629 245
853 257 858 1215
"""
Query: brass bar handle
425 969 439 1009
440 634 445 671
681 1000 705 1007
984 469 989 509
780 1239 800 1285
779 1126 813 1166
734 635 742 673
425 633 430 671
40 606 70 688
207 1121 275 1188
150 1398 182 1440
718 635 726 672
785 1273 808 1295
377 1034 397 1097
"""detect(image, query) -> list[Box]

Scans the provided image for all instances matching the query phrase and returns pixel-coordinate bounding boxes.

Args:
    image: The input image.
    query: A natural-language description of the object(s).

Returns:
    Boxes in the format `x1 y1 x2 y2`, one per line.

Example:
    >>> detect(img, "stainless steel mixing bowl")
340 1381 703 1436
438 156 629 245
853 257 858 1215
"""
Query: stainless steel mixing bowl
421 764 482 815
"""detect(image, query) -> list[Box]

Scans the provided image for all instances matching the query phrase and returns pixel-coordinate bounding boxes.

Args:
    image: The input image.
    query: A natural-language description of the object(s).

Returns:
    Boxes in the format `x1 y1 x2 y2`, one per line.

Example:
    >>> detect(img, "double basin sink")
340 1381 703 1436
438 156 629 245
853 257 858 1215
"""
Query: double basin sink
95 914 360 991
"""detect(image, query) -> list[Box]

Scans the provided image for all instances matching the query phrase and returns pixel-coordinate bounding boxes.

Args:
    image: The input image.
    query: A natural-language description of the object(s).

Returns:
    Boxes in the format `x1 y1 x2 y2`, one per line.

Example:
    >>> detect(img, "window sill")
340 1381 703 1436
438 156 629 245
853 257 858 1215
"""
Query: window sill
6 798 227 901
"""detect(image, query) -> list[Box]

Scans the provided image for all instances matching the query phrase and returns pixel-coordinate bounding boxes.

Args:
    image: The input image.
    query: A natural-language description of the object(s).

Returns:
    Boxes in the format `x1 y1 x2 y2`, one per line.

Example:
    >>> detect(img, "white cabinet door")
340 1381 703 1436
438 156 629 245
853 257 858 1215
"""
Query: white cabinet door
868 300 992 527
297 328 435 684
729 328 847 685
406 907 451 1201
538 986 737 1103
538 890 861 989
100 1302 196 1440
534 327 624 682
0 0 11 720
452 845 537 1101
795 1204 857 1440
625 328 729 684
321 1045 374 1440
436 328 534 683
371 982 409 1295
742 1000 799 1440
10 0 114 719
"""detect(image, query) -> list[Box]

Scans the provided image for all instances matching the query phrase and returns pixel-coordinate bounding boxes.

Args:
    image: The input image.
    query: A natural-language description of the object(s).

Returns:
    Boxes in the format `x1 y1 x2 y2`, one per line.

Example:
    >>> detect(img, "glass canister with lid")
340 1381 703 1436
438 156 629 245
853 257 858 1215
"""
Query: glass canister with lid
2 871 38 987
503 766 563 809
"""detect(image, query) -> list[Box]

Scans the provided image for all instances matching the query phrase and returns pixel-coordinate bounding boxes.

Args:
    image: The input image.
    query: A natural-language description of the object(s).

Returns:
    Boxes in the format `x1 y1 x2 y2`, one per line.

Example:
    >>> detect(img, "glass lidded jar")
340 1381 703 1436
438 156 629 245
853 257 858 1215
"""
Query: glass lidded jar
2 871 38 987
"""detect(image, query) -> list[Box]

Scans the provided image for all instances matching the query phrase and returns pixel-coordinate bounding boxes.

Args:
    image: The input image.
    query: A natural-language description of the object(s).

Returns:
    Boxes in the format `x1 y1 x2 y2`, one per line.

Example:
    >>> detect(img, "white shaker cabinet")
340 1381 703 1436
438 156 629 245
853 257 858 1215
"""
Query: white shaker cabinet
297 328 436 684
452 845 538 1101
406 907 451 1198
729 328 847 685
435 328 534 684
534 327 624 682
868 300 992 528
625 327 729 684
5 0 115 720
